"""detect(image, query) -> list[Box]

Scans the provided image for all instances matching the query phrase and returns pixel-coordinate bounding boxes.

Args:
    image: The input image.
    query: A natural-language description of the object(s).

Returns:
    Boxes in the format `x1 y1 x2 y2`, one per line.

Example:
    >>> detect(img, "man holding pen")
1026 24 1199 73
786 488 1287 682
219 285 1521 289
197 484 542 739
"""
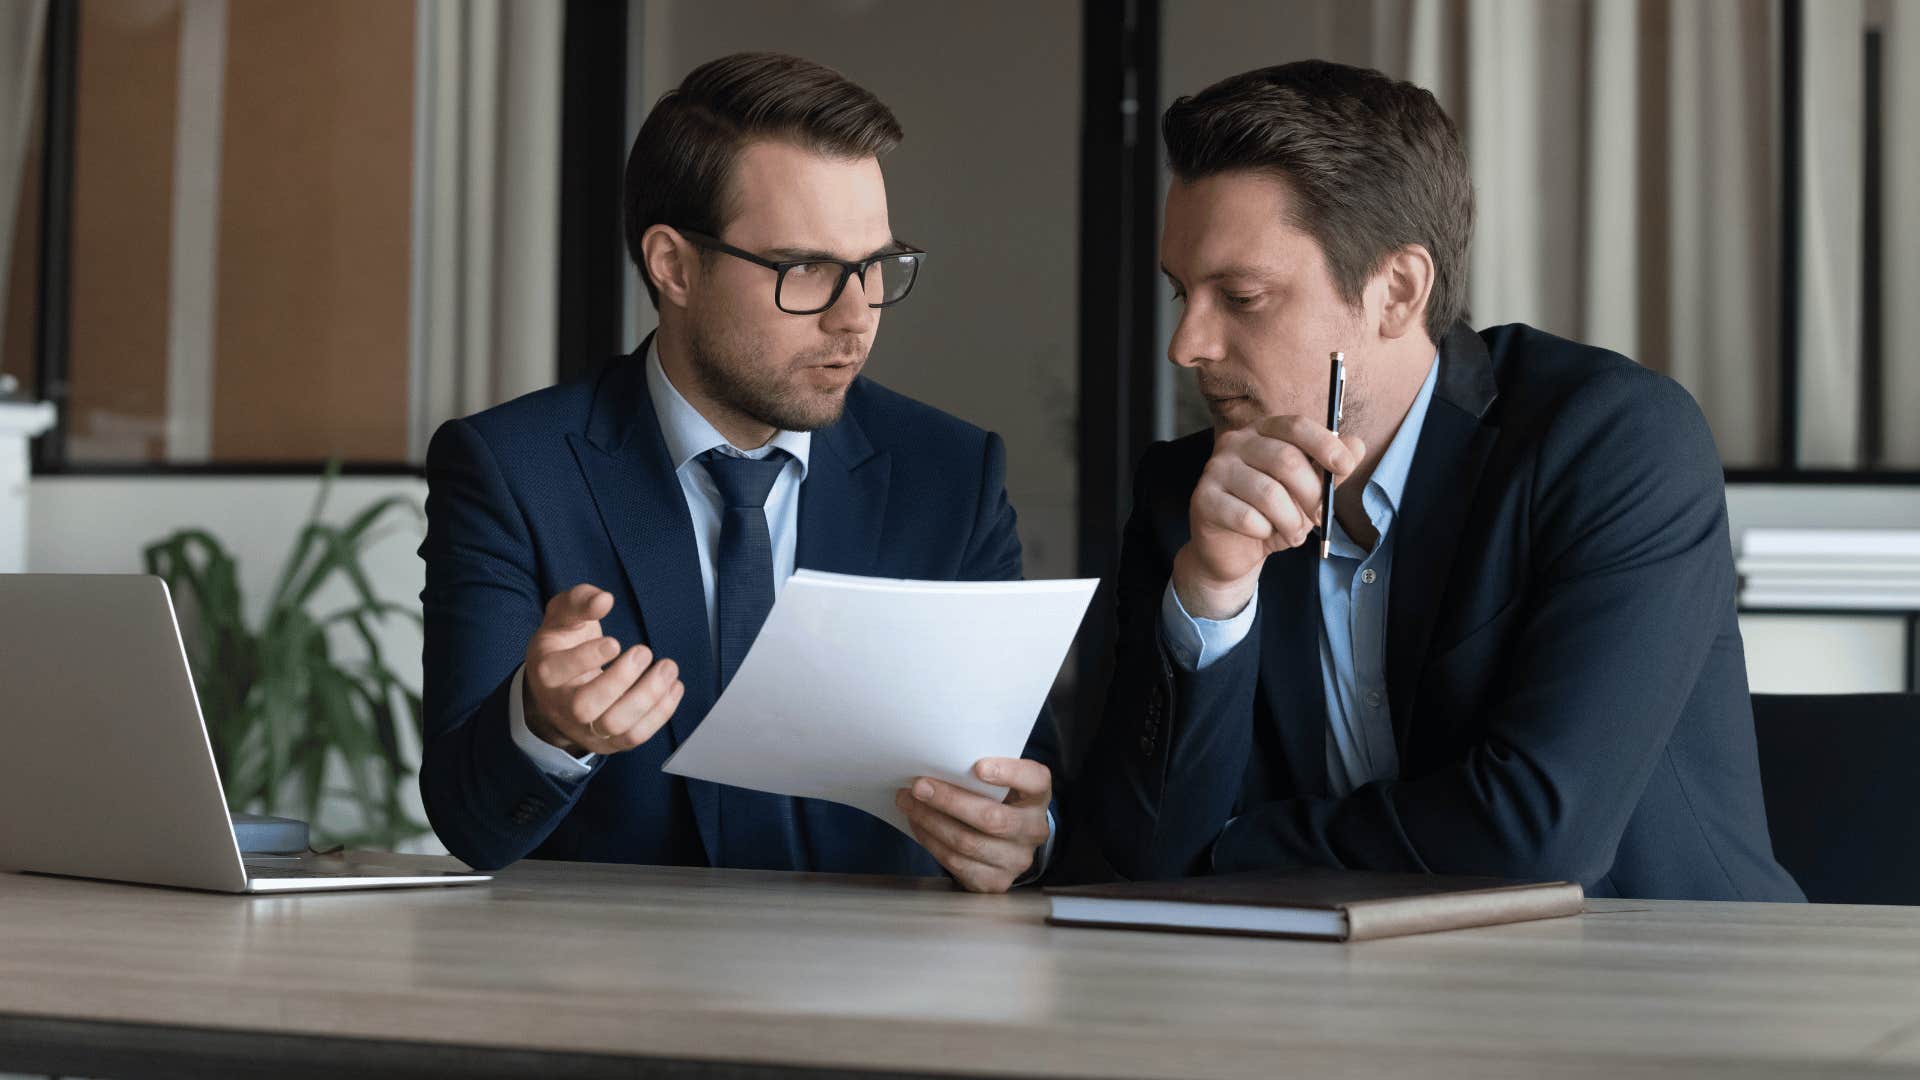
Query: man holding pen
1081 60 1802 902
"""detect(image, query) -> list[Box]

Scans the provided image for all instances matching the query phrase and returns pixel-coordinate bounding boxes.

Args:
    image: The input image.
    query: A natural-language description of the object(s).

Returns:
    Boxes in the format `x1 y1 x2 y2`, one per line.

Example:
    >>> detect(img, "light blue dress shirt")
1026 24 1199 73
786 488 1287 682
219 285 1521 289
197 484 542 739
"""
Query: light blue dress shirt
1161 354 1440 798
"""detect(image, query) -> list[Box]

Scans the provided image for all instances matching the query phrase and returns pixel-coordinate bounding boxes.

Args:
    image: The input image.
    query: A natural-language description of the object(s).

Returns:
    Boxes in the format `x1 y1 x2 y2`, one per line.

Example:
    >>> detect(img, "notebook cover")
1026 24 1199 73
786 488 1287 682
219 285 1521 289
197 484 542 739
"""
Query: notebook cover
1045 868 1584 941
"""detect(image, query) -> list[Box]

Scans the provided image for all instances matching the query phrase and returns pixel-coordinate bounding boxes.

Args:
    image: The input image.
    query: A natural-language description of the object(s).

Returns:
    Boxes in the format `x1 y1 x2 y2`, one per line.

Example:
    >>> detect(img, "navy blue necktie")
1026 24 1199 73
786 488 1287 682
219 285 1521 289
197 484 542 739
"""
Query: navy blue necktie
699 448 806 870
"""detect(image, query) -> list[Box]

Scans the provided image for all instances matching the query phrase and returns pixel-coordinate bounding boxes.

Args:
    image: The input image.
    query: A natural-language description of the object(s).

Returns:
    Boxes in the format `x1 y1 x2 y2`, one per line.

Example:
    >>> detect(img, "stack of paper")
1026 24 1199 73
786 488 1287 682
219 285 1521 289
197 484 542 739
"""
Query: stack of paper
1737 529 1920 609
662 570 1098 838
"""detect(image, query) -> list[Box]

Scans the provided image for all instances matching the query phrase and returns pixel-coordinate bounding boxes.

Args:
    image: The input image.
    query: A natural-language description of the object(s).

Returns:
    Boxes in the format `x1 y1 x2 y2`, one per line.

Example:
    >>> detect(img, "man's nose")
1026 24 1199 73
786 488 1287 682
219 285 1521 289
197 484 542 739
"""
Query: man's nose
820 268 879 334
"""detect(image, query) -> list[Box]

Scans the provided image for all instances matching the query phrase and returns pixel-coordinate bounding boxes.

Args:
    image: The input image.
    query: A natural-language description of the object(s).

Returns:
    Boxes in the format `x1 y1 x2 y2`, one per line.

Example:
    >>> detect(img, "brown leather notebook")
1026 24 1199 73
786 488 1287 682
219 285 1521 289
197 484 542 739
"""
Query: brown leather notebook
1045 868 1584 942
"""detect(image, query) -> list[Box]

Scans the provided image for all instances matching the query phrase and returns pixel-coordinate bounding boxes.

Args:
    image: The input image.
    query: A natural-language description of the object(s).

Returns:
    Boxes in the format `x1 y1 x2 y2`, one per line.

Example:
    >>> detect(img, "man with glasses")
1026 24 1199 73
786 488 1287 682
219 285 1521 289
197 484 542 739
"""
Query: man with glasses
418 52 1056 892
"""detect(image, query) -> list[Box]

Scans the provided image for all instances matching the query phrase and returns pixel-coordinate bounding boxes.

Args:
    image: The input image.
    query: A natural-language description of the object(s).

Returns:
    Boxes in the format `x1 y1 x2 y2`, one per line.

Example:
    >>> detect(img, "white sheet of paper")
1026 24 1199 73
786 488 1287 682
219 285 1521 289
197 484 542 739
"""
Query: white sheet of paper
660 570 1097 838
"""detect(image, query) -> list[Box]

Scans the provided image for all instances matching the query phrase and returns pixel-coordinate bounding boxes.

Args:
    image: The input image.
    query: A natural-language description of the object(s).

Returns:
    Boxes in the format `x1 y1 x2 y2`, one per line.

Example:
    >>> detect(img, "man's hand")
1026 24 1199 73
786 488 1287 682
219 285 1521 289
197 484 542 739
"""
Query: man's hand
1173 415 1366 619
895 757 1052 893
522 584 684 756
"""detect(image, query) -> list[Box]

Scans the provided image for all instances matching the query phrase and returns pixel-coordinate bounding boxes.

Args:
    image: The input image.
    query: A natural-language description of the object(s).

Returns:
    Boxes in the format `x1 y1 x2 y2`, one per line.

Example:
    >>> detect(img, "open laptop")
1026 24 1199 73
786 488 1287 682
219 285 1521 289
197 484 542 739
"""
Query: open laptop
0 573 490 893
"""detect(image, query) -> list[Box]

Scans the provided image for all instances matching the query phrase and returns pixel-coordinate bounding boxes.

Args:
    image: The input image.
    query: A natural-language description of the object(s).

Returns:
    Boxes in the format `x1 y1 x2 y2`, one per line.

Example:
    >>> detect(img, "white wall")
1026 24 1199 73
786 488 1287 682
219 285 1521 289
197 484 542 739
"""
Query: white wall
27 477 1909 749
1725 483 1920 693
1724 483 1920 539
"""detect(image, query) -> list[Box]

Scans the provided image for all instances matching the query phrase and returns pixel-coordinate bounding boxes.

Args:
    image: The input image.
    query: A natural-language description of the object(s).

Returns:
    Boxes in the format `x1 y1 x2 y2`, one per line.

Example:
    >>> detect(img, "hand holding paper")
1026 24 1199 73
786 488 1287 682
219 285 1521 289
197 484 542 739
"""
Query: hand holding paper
896 755 1054 892
661 571 1096 857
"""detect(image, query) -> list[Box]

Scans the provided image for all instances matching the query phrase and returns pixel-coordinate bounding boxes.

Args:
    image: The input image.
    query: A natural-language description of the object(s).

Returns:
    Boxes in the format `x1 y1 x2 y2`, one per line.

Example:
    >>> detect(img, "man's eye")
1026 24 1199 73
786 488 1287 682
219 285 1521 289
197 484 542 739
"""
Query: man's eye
1225 292 1259 307
789 262 830 278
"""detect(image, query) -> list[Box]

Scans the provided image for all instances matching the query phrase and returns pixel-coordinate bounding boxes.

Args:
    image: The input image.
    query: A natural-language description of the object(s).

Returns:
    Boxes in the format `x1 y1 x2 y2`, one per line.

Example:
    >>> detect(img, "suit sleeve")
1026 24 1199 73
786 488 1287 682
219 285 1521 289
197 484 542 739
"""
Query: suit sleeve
1212 369 1738 884
417 417 599 870
1082 440 1266 880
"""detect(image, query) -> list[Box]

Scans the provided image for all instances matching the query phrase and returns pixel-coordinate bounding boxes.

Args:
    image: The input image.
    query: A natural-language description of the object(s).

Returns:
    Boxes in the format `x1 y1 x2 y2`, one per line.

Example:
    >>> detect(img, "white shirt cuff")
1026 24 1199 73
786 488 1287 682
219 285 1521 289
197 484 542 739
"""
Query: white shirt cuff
508 664 597 779
1160 581 1258 671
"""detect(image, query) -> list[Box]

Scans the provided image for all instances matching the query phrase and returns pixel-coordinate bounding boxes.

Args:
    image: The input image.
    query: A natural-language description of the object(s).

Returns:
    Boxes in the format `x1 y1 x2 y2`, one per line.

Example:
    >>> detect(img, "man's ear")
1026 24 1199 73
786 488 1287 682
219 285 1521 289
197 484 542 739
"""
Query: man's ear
642 225 699 309
1374 244 1435 342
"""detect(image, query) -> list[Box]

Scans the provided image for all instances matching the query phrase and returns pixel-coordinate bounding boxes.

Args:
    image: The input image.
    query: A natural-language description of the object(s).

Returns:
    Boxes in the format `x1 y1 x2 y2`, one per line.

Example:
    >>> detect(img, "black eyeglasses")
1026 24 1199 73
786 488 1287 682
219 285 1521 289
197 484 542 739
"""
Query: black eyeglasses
678 229 925 315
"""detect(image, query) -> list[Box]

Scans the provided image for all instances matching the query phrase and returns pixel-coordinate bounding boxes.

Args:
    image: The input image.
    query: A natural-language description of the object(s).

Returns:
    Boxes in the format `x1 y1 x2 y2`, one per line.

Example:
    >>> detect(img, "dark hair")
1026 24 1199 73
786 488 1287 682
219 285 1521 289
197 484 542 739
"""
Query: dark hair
1162 60 1474 342
624 52 903 308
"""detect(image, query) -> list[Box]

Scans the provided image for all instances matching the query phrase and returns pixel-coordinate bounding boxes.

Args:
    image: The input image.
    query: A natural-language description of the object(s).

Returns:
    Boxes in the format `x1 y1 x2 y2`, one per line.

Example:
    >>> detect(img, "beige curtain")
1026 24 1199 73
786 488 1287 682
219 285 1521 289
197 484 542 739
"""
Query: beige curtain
1797 0 1863 467
410 0 562 459
1399 0 1781 466
1801 0 1920 469
1163 0 1824 466
1887 0 1920 467
1401 0 1920 469
0 0 46 362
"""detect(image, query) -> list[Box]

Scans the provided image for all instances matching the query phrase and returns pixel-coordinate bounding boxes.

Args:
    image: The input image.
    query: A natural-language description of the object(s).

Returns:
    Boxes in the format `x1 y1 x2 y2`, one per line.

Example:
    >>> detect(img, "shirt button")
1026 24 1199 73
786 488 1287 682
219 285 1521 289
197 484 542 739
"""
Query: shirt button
1361 568 1378 585
1366 690 1383 708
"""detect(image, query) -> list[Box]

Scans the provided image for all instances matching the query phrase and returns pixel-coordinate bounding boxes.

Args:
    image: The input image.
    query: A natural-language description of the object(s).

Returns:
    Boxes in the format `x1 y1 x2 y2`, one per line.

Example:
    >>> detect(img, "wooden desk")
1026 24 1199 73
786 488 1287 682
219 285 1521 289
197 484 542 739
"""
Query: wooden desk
4 856 1920 1079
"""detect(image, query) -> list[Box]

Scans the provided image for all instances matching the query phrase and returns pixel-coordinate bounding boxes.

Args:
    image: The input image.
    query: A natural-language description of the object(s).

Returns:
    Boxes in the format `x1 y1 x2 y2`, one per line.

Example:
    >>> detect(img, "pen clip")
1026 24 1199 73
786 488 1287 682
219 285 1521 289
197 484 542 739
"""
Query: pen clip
1331 358 1346 430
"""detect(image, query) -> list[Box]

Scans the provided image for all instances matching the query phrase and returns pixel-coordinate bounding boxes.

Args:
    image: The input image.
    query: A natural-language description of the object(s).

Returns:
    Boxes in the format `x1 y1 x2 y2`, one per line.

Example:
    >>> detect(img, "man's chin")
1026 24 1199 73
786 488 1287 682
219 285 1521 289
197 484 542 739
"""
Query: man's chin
757 387 849 434
1206 396 1259 429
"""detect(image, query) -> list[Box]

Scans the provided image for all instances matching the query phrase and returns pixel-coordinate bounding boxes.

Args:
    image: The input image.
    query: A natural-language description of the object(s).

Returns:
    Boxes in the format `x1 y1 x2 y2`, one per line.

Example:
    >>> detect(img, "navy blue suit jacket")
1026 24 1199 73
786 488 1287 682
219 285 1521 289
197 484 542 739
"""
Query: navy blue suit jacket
1084 324 1804 901
418 345 1057 873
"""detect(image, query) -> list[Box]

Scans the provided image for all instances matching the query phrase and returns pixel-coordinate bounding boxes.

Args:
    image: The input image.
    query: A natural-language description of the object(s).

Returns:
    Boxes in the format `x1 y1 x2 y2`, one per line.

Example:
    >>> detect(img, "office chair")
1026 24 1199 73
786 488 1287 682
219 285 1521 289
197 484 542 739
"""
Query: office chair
1751 693 1920 905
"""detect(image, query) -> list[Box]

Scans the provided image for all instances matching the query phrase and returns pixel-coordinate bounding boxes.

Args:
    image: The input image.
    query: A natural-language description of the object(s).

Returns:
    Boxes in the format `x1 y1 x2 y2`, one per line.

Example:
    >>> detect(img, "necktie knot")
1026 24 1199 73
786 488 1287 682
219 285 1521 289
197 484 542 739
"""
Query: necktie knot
699 448 788 509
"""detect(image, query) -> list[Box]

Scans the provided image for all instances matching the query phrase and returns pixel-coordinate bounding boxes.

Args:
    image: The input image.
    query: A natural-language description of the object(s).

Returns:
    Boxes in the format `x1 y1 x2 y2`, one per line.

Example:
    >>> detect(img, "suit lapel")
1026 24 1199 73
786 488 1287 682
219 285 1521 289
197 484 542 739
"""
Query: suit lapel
1385 323 1500 758
1257 546 1331 796
566 338 722 860
796 396 889 576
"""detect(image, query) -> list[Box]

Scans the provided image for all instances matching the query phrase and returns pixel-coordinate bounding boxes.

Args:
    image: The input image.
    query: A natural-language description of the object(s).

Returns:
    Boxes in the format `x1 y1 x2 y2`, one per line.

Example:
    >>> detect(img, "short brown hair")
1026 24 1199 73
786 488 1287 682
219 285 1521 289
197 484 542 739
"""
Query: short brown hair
624 52 903 308
1162 60 1474 342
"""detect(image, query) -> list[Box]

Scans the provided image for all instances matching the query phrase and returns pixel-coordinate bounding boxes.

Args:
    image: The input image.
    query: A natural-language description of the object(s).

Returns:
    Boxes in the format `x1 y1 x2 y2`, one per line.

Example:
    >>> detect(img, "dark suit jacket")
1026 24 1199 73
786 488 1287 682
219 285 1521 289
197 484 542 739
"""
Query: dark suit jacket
1083 323 1804 902
418 345 1057 873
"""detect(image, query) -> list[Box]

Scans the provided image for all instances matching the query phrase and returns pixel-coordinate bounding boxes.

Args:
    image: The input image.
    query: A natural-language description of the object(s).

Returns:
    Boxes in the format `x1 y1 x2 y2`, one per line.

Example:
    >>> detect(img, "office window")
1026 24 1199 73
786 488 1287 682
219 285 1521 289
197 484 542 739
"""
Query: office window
0 19 41 405
4 0 415 465
1156 0 1919 473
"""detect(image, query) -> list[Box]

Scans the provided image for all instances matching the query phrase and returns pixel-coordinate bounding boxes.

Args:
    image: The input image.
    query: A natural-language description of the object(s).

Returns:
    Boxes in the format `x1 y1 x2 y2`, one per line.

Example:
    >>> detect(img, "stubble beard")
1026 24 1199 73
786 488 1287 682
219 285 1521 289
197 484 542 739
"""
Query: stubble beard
686 311 857 434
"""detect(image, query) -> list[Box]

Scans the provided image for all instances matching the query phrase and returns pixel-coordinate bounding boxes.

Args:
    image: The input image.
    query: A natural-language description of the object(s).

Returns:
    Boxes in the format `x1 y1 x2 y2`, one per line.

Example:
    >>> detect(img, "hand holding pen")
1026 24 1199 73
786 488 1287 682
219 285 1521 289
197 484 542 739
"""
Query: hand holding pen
1319 352 1346 559
1171 350 1366 621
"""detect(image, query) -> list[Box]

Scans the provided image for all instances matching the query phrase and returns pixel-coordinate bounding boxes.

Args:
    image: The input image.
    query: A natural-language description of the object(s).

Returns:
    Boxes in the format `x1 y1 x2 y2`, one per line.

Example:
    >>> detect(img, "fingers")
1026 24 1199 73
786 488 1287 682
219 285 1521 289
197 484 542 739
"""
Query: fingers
973 757 1052 808
1235 438 1326 517
896 790 1027 893
592 659 685 749
1198 418 1372 552
1341 432 1367 466
897 789 1031 866
564 644 654 723
531 635 623 691
1193 461 1315 552
1252 415 1368 482
542 584 613 633
542 646 684 754
906 777 1048 848
901 808 1011 893
1217 457 1316 543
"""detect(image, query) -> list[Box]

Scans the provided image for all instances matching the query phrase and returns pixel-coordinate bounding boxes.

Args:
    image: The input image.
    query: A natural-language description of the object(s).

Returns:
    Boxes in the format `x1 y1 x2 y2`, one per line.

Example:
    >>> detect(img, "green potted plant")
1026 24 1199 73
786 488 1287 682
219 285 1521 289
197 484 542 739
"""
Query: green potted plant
143 463 429 849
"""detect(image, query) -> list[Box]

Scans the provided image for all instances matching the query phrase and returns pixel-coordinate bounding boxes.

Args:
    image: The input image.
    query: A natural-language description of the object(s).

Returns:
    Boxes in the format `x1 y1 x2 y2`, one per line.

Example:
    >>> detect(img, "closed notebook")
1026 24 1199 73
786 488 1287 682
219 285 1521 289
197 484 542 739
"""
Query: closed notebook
1045 868 1584 942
